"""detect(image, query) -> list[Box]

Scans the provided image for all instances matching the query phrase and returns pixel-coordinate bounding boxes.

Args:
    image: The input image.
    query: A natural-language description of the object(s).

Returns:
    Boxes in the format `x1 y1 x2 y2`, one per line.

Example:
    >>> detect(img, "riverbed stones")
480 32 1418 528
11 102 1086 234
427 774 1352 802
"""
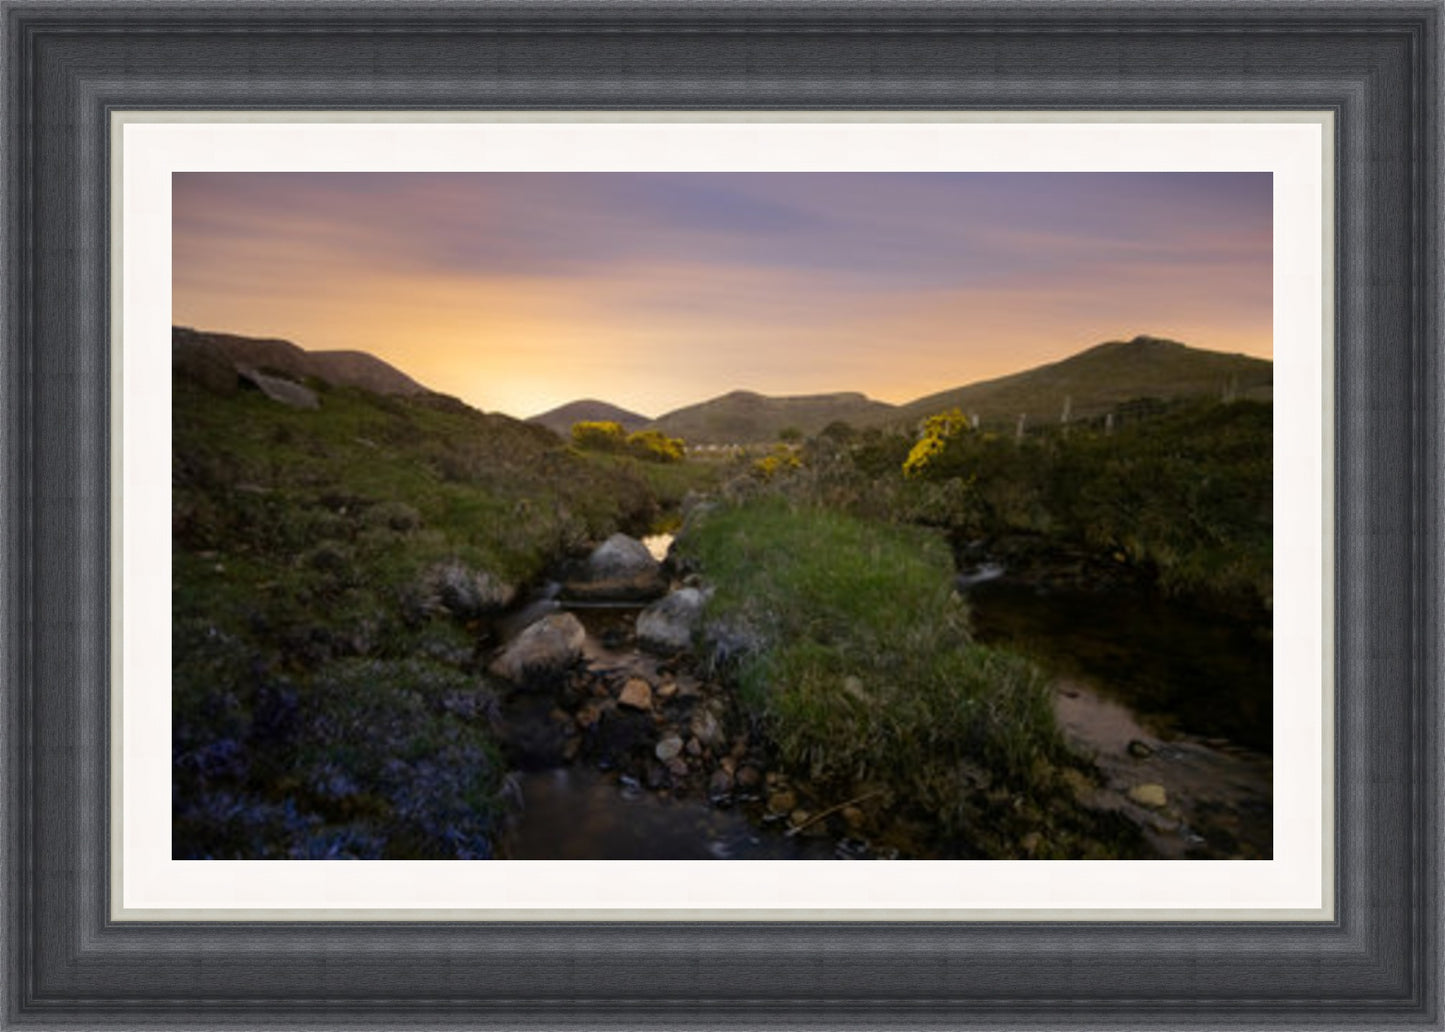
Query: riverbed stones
1127 739 1155 759
655 734 684 762
1128 783 1168 808
636 587 708 653
618 678 653 711
488 612 584 685
564 533 667 601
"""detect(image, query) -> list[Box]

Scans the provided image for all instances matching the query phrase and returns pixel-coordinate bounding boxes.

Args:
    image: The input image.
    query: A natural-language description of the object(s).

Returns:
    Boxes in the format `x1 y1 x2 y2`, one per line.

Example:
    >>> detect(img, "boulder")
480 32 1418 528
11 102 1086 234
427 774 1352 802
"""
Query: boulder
488 613 585 686
238 367 320 410
564 533 667 601
636 587 708 654
422 560 516 618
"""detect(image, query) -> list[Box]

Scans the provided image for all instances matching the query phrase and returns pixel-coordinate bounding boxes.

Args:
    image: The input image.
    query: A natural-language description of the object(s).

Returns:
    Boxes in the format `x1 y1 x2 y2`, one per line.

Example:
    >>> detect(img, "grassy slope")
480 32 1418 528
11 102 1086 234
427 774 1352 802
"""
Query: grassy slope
892 337 1273 429
173 370 717 859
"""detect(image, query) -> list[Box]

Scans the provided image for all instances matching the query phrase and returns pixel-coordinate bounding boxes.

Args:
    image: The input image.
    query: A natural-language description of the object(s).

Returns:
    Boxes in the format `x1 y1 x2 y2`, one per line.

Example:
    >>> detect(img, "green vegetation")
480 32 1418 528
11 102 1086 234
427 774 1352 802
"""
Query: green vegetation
675 498 1064 846
779 398 1272 609
172 369 720 858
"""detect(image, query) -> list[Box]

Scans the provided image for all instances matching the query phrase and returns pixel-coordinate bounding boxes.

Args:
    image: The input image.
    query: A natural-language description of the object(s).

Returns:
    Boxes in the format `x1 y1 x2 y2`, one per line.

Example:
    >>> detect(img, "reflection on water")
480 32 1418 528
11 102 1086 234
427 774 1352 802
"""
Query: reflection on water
504 768 835 860
969 581 1272 752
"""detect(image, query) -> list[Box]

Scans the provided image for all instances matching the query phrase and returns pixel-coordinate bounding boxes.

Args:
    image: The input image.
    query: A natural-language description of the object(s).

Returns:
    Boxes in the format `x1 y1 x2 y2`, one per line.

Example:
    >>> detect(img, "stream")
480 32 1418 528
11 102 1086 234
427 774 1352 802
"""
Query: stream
495 541 1273 860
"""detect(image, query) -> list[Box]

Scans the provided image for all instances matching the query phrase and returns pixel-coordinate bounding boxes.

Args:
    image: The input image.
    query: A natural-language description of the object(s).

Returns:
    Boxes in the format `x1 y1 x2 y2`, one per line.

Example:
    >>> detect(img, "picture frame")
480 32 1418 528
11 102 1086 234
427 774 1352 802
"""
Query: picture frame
2 1 1440 1028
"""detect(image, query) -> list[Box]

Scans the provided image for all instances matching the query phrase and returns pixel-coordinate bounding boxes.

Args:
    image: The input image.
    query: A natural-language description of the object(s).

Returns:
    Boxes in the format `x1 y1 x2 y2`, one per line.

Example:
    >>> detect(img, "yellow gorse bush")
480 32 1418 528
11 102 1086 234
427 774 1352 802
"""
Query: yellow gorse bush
903 407 971 478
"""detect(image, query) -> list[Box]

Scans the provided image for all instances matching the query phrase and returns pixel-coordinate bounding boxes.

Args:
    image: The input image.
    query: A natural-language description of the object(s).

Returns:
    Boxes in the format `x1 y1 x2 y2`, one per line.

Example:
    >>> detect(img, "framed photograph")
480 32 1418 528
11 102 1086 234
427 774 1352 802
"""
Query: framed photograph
3 1 1440 1029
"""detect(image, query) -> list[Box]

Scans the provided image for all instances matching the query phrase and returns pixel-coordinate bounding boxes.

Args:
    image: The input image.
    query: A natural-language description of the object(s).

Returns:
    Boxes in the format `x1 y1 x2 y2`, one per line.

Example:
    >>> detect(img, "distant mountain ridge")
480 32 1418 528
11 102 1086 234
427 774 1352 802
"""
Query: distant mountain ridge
528 399 652 436
173 327 430 396
176 327 1272 443
648 389 897 444
892 335 1272 429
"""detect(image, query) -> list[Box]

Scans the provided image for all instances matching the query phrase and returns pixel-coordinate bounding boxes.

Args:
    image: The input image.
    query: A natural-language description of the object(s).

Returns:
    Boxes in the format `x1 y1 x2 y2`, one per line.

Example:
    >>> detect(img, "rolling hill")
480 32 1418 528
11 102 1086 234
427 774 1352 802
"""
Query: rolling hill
172 327 430 396
649 390 898 445
890 336 1272 429
529 399 652 436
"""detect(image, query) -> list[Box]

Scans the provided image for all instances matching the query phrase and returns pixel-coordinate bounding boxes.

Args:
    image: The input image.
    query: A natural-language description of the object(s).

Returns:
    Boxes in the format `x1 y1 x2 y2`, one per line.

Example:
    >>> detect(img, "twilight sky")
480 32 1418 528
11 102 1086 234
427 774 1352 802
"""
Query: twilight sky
173 172 1272 419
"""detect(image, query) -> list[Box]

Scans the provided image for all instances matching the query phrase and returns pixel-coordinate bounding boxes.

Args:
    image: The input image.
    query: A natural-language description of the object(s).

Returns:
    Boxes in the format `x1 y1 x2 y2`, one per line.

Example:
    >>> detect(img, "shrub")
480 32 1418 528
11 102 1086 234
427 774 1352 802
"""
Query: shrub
570 420 627 452
625 428 686 463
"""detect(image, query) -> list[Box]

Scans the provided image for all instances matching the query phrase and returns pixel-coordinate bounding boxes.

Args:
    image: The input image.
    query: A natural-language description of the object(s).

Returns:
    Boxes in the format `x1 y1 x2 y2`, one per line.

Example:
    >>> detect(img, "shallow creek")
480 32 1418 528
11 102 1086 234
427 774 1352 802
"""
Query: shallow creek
497 546 1273 860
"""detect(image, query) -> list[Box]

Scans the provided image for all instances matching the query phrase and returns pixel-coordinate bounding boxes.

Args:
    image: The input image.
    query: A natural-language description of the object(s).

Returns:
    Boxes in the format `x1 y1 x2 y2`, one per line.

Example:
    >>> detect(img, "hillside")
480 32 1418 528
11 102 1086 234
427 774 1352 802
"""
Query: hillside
529 399 652 436
890 336 1272 429
650 389 898 444
173 326 429 396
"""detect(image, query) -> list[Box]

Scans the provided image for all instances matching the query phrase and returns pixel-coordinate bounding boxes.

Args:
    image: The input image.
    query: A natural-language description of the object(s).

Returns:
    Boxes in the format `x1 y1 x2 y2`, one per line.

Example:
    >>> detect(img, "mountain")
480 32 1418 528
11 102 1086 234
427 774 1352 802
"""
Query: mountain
650 390 898 445
890 336 1273 429
529 399 652 436
172 327 429 396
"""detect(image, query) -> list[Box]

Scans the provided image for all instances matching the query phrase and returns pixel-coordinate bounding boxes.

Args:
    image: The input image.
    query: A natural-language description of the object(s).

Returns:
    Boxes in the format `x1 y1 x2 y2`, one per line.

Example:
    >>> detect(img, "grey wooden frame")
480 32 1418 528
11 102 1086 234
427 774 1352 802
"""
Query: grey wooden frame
2 0 1441 1028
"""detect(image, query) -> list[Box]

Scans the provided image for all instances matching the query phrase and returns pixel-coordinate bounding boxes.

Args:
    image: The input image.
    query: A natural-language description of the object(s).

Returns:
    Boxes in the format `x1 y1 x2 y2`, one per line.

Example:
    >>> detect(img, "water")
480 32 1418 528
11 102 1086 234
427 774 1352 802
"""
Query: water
504 768 836 859
968 580 1272 752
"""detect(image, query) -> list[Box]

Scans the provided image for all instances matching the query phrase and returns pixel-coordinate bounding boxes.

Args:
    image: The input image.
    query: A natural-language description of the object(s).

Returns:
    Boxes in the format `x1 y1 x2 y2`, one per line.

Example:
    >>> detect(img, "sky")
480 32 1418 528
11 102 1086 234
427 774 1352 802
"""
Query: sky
173 172 1272 420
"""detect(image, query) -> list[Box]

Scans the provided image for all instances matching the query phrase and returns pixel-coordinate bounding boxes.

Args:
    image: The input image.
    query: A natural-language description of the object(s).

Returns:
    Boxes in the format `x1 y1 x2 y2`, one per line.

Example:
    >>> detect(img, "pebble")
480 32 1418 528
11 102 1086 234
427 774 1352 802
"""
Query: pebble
685 736 703 757
1128 783 1168 809
575 704 602 729
842 806 865 828
735 766 763 790
655 734 684 761
1127 739 1155 759
708 769 734 798
690 709 725 749
666 756 690 777
656 680 678 699
767 789 797 815
618 678 653 711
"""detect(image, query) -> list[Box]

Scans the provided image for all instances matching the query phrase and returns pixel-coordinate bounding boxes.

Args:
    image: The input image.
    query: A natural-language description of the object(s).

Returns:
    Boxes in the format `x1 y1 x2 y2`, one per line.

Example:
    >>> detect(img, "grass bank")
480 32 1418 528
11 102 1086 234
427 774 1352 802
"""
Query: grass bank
674 497 1073 852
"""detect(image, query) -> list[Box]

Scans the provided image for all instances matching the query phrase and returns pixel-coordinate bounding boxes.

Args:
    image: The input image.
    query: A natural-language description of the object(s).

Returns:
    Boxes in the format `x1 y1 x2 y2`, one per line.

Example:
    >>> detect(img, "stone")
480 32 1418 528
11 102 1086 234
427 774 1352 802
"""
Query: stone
575 703 602 729
735 766 763 790
656 680 678 699
666 756 690 778
685 737 703 757
238 367 320 410
789 809 811 827
708 769 734 799
841 806 866 828
767 789 798 815
1127 739 1155 759
636 587 709 654
488 613 584 686
424 560 516 618
655 734 684 762
618 678 653 711
1128 783 1168 809
689 708 726 750
564 533 667 602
